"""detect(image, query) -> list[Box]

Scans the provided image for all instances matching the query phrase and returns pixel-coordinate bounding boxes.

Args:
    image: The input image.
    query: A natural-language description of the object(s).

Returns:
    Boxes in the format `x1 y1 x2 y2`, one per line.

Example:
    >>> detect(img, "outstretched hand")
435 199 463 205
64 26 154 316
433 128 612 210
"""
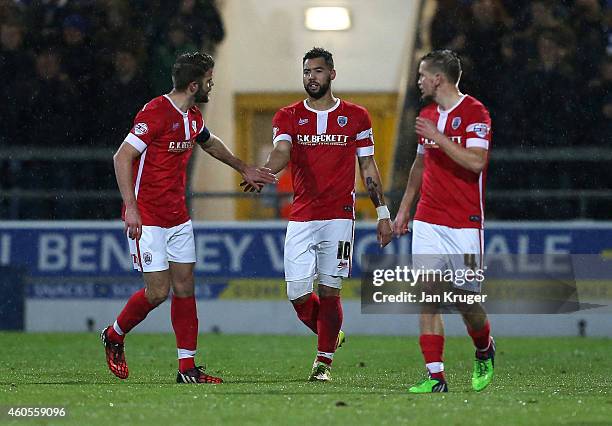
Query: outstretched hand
239 166 277 192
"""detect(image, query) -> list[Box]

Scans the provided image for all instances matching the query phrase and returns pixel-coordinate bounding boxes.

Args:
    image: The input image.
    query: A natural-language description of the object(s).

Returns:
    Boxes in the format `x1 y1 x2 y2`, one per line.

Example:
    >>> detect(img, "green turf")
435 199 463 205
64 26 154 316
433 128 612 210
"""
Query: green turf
0 333 610 425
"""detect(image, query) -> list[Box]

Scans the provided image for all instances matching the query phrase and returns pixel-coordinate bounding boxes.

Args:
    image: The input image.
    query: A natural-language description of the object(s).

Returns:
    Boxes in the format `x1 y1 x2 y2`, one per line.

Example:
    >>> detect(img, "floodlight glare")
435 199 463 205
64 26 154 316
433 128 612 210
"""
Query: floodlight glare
305 7 351 31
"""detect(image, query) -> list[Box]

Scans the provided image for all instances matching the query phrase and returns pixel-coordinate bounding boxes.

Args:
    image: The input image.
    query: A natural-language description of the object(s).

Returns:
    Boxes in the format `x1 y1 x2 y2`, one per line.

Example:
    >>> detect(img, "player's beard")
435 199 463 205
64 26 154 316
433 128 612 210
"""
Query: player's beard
305 79 330 99
194 86 209 103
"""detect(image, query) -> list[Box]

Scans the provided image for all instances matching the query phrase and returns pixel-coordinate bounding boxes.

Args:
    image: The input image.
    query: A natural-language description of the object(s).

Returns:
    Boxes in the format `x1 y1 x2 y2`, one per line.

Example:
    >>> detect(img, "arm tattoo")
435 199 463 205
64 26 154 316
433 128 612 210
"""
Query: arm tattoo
366 177 384 207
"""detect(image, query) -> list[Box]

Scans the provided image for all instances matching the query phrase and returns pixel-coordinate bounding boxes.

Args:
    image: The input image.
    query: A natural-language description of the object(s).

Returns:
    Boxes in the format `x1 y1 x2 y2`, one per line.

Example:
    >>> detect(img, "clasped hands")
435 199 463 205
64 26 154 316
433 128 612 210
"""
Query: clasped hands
239 166 277 192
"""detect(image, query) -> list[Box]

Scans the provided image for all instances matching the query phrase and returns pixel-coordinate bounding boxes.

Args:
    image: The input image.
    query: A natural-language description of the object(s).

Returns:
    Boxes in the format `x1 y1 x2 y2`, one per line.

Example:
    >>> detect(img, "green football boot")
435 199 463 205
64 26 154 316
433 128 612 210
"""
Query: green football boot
472 337 495 392
336 330 346 349
408 376 448 393
308 361 332 382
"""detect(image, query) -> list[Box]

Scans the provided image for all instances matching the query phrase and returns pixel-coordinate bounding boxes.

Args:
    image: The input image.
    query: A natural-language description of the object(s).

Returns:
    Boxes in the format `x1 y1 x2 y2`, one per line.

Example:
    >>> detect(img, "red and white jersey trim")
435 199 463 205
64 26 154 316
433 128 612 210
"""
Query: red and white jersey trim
303 98 341 134
356 127 375 156
466 138 489 149
273 133 292 146
163 95 192 140
357 145 374 156
125 133 147 153
478 172 485 228
134 150 147 198
437 94 466 115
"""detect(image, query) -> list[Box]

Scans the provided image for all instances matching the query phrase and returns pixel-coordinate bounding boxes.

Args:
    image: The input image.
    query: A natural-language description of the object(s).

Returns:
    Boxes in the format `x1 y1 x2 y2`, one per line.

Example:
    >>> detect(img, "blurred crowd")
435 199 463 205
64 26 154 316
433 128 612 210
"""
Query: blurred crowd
0 0 224 219
0 0 224 148
430 0 611 148
426 0 611 220
0 1 610 220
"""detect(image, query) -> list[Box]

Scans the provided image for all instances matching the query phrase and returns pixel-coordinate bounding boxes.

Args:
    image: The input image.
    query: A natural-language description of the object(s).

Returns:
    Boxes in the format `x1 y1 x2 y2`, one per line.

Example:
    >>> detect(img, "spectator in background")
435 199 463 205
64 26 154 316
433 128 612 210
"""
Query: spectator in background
570 0 607 77
173 0 225 52
583 56 612 144
523 30 578 147
462 0 509 108
149 19 197 94
23 0 74 46
492 35 528 148
430 0 468 52
97 49 151 146
93 0 147 74
60 14 96 102
0 19 33 142
12 48 81 218
17 48 79 147
515 0 567 63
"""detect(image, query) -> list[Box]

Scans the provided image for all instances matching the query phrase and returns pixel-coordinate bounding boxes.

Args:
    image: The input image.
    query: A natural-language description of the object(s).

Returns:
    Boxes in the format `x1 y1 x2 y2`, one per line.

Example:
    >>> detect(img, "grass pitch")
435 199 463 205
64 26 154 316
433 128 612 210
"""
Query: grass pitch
0 333 610 425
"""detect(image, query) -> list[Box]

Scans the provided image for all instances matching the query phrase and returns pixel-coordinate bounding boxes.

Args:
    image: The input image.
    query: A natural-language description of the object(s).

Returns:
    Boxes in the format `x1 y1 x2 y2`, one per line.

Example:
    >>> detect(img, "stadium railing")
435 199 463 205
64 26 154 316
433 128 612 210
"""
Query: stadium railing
1 147 610 220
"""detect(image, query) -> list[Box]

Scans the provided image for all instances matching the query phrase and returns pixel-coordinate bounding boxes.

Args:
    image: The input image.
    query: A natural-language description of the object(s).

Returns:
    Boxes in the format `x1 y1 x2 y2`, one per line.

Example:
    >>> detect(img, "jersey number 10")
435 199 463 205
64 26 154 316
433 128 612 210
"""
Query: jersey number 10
337 241 351 260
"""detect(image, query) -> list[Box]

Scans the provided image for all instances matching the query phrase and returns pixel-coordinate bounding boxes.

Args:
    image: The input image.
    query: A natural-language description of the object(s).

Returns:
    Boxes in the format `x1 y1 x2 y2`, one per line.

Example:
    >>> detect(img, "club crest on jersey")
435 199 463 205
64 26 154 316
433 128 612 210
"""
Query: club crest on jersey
337 116 348 127
134 123 148 135
298 118 309 125
452 117 461 130
192 120 197 132
143 252 152 265
172 122 180 131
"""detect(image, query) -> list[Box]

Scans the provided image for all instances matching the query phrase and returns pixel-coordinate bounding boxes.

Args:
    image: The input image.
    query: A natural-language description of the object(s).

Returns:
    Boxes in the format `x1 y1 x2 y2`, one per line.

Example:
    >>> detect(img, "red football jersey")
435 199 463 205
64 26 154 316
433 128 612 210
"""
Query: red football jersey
414 95 491 229
122 95 206 227
272 99 375 221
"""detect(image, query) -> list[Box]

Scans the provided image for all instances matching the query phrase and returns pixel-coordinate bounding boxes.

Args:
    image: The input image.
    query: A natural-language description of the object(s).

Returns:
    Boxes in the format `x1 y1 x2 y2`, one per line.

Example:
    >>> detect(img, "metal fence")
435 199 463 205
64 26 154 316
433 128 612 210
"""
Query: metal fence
1 148 610 220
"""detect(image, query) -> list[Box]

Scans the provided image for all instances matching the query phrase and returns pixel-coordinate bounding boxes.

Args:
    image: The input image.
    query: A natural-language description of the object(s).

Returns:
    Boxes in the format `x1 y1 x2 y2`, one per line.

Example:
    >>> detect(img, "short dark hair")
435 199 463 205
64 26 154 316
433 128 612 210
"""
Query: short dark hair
172 52 215 91
421 49 462 84
303 47 334 69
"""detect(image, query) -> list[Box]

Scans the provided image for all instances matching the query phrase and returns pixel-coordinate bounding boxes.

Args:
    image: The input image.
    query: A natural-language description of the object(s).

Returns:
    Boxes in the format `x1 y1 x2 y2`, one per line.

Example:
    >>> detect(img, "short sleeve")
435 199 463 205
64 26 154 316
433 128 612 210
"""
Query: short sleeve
465 106 491 150
124 104 165 153
272 109 293 146
356 109 374 157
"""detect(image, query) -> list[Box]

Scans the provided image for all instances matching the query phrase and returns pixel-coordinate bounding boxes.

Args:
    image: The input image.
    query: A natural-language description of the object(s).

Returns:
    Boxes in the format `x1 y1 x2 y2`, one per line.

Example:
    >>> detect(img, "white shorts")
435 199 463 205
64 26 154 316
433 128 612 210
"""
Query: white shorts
411 220 484 292
128 220 196 273
284 219 355 283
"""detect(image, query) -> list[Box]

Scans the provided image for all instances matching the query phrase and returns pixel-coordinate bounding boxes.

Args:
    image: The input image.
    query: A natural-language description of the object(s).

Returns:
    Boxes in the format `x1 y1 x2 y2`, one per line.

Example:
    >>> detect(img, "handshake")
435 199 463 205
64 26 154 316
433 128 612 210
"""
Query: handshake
239 166 277 193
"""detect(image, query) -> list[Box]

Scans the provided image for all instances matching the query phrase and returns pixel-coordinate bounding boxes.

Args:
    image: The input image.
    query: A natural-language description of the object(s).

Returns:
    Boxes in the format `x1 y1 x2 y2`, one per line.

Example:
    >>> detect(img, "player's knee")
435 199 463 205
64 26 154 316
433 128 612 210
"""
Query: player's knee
145 287 169 306
318 274 342 297
287 277 314 301
172 277 195 297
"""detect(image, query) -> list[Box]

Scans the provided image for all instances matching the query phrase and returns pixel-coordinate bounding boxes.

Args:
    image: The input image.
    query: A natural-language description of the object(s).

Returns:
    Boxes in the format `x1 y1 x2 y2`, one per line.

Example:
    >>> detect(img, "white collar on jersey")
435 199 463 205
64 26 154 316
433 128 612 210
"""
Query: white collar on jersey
303 97 341 114
437 94 467 115
163 94 189 116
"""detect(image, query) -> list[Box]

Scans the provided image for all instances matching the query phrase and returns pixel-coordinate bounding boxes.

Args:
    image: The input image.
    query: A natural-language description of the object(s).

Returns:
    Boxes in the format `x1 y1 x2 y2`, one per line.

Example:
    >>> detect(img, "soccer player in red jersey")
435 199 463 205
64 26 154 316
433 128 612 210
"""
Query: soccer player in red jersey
394 50 495 393
243 47 393 381
101 52 276 384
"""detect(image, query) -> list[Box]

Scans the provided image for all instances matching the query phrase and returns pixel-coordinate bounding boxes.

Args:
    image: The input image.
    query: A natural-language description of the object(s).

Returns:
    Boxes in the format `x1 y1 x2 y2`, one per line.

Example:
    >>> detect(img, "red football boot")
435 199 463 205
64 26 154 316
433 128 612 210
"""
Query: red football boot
100 326 129 379
176 366 223 384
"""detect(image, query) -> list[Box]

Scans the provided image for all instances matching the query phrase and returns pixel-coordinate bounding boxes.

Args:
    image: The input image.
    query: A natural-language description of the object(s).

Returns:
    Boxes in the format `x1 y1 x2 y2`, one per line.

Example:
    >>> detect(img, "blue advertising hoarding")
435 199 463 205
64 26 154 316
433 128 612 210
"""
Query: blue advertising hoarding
1 221 611 280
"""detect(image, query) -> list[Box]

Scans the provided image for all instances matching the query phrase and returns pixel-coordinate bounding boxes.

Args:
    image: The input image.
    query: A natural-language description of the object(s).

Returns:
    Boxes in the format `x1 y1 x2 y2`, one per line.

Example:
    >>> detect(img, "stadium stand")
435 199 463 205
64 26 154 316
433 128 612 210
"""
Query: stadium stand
0 0 224 219
0 0 609 219
392 0 611 220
